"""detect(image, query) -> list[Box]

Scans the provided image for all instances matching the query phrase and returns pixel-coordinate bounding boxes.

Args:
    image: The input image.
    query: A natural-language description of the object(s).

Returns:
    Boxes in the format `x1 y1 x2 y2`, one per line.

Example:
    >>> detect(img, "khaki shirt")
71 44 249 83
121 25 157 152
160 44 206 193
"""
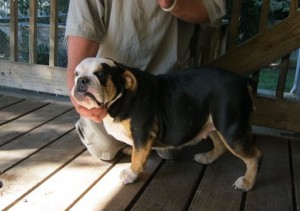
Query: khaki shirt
65 0 226 74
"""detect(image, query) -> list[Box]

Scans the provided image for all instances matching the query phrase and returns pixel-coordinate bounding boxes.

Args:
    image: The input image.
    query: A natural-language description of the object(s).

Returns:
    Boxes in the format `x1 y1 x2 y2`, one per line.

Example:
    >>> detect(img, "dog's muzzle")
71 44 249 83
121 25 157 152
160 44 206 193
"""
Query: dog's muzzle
76 76 90 94
73 76 105 108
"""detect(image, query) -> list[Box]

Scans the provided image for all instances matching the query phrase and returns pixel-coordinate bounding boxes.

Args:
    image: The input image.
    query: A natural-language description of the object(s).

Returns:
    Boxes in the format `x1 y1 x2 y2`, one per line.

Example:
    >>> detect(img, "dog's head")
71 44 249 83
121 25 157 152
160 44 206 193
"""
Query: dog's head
71 57 137 110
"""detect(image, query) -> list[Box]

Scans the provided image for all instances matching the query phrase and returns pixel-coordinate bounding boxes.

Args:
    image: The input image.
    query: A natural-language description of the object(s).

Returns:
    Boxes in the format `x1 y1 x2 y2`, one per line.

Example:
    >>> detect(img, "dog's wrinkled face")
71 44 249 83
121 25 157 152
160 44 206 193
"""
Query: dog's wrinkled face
72 57 137 110
71 57 118 110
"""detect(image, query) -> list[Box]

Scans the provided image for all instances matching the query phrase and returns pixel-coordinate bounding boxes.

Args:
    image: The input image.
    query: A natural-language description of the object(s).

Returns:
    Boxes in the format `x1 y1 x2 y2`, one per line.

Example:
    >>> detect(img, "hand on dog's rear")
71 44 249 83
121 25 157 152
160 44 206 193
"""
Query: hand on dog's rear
70 96 107 123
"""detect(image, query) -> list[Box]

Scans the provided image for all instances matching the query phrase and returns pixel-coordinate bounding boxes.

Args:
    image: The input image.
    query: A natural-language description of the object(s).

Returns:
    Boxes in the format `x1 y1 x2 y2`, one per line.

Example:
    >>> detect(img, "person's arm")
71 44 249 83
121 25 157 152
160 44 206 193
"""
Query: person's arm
67 36 107 122
157 0 225 24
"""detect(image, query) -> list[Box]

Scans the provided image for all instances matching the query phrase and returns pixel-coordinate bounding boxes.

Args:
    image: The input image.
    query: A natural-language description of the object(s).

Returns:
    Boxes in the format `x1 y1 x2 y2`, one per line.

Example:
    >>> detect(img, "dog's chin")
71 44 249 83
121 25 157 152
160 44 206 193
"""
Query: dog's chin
73 92 103 110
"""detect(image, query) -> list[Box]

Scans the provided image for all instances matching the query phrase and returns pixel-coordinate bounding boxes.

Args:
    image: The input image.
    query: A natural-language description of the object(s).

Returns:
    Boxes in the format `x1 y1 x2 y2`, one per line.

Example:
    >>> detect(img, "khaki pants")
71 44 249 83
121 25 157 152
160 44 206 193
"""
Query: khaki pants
75 117 179 160
75 117 126 161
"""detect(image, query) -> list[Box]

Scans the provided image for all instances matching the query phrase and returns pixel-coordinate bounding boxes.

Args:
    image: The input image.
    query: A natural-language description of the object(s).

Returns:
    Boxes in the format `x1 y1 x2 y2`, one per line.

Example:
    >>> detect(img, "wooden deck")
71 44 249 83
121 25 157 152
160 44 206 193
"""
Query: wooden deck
0 89 299 211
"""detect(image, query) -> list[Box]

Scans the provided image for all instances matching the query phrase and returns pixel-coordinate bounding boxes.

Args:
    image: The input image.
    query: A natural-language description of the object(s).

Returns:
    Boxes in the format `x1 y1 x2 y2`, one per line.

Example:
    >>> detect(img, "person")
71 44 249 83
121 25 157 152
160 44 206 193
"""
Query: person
65 0 226 161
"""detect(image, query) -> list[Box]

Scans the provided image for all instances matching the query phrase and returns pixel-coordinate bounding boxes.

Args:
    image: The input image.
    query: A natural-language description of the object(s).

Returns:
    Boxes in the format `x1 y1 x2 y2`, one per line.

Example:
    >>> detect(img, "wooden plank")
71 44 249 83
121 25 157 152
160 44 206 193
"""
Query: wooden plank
0 103 72 146
0 100 47 125
227 0 242 50
251 0 270 87
211 13 300 75
291 139 300 211
0 96 24 109
276 54 290 98
29 0 38 64
9 151 118 210
9 0 18 61
0 130 85 210
131 154 205 210
245 136 294 210
49 0 58 67
188 152 244 211
69 153 163 210
252 95 300 132
0 61 68 95
0 109 78 173
289 0 298 16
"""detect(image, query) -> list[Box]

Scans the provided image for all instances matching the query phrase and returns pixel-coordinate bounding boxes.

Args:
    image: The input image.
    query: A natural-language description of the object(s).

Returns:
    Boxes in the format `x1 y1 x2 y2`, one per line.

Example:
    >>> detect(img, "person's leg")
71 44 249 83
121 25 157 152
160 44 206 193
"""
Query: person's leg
75 117 126 161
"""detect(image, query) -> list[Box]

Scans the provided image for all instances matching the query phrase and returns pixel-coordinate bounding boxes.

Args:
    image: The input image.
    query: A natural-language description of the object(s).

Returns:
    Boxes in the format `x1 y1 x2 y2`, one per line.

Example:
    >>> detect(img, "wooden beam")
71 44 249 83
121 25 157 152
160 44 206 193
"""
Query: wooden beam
49 0 58 67
0 61 68 96
29 0 38 64
289 0 298 16
227 0 242 50
9 0 18 61
210 13 300 75
251 0 270 90
252 95 300 133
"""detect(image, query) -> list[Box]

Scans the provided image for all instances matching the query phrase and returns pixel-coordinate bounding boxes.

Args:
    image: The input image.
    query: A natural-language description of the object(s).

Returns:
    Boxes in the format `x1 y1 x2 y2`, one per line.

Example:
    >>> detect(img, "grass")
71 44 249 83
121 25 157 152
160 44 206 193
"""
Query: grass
258 67 296 93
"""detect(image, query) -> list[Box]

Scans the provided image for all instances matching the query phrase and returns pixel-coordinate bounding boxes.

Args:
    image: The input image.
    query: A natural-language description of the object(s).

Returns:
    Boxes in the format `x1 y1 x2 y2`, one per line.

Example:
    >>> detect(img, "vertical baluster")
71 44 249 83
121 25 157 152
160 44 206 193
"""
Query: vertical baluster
227 0 242 51
49 0 58 67
29 0 37 64
275 0 297 98
252 0 270 92
9 0 18 61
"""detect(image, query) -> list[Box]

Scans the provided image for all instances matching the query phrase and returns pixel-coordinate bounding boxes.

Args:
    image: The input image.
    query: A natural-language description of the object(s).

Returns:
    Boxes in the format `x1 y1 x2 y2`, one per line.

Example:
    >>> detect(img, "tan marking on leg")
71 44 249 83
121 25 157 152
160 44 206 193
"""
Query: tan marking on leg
120 119 157 184
216 131 262 191
131 139 154 173
194 131 227 164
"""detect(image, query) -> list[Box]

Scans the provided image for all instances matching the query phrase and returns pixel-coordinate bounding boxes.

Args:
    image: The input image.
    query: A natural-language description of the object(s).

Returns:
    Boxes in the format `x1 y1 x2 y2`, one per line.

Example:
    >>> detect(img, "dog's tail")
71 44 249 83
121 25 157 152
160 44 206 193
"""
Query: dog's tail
243 77 258 93
243 77 257 112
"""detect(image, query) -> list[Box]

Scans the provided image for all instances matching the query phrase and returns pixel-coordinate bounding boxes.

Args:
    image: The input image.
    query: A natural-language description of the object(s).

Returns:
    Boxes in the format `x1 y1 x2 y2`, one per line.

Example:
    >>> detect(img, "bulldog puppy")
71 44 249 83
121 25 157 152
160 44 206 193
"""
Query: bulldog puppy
72 57 262 191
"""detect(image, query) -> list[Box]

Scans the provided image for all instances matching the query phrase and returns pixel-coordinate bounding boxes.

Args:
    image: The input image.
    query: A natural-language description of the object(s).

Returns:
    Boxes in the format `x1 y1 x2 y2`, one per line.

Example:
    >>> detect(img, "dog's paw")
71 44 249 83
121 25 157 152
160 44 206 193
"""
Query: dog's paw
122 146 132 156
233 176 253 192
194 153 212 165
120 167 138 184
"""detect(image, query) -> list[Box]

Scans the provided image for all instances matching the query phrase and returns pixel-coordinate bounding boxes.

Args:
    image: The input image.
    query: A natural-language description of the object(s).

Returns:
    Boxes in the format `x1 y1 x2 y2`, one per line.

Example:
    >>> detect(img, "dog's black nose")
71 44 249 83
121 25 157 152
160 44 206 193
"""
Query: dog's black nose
78 76 90 85
77 77 90 93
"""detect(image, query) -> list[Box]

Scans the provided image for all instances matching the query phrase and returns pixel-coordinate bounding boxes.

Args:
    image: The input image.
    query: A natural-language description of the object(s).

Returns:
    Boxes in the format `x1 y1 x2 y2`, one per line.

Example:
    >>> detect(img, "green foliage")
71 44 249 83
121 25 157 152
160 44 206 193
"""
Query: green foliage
227 0 290 43
0 0 69 17
0 28 9 58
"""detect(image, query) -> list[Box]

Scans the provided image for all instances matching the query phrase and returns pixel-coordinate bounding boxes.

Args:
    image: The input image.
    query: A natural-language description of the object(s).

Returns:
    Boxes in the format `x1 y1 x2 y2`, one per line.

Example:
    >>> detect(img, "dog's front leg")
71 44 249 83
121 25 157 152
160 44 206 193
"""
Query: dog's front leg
120 139 153 184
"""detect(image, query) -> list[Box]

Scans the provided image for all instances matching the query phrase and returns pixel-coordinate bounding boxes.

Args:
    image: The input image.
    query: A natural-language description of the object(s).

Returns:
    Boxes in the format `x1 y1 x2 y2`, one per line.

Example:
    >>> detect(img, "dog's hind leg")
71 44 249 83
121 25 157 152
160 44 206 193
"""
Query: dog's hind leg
217 130 262 192
194 131 227 164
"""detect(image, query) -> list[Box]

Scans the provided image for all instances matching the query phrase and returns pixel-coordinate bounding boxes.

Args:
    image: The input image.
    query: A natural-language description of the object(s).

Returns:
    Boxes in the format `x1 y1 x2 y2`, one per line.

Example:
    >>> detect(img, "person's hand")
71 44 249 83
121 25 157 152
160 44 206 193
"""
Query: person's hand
70 95 107 123
157 0 175 9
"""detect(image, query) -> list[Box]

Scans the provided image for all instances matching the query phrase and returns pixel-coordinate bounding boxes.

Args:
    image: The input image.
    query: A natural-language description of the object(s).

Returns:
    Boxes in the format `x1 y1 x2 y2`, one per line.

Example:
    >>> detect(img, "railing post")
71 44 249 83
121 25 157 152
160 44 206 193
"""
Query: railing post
49 0 58 67
9 0 18 62
29 0 38 64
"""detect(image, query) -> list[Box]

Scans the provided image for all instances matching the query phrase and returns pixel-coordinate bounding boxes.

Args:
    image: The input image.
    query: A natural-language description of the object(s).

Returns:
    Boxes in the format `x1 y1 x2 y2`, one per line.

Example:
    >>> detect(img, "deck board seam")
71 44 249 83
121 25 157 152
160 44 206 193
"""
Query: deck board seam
66 154 125 210
3 148 87 210
0 102 49 127
0 127 76 174
0 99 26 110
125 159 166 211
288 140 297 211
185 165 207 211
0 107 74 148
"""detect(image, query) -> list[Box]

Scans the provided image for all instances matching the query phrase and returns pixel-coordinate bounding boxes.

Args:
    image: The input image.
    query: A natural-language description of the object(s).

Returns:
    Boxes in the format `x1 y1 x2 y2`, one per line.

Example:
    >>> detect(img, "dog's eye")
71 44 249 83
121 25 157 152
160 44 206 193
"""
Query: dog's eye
75 71 79 77
97 71 106 78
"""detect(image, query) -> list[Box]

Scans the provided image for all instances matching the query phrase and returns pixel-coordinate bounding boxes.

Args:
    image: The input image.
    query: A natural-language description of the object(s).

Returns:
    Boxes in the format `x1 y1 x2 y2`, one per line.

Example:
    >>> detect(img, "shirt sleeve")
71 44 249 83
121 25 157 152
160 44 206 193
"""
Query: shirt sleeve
202 0 226 24
65 0 107 43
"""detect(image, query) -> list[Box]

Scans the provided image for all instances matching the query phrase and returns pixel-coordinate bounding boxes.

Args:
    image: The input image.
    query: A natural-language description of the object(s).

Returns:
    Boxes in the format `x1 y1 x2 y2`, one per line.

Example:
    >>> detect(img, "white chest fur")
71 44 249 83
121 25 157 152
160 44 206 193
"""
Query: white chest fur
103 115 134 146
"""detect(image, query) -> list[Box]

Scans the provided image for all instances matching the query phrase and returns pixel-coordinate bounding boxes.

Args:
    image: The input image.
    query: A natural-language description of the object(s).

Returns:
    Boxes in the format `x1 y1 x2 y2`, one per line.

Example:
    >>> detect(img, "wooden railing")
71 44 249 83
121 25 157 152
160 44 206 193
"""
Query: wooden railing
0 0 68 95
210 0 300 133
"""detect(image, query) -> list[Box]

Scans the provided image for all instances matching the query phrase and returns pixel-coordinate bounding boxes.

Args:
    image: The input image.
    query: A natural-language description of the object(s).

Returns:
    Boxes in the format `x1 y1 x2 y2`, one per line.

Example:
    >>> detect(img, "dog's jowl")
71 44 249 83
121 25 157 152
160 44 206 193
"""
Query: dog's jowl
72 57 262 191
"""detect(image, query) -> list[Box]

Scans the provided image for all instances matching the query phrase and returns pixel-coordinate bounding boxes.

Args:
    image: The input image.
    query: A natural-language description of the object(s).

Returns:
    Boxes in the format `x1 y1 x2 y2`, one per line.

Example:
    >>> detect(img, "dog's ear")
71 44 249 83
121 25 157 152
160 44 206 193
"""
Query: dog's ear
123 70 137 92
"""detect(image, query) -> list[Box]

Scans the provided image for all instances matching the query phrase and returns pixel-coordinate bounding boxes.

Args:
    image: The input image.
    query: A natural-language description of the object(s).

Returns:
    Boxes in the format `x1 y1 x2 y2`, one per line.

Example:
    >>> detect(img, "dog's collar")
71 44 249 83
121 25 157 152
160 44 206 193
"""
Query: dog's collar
105 93 123 108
